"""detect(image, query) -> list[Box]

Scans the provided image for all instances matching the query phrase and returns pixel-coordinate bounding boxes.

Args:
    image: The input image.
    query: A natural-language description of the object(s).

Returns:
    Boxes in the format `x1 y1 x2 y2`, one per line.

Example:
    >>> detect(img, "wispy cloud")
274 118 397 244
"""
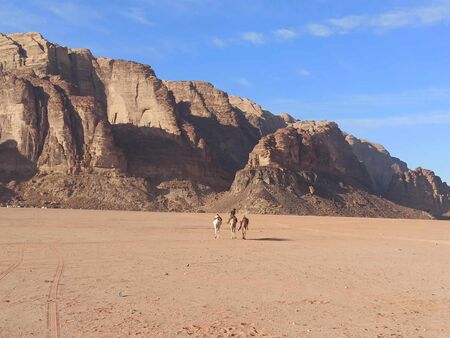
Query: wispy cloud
316 3 450 36
125 7 154 25
306 23 333 37
212 2 450 47
273 28 297 40
307 3 450 37
241 32 265 44
211 31 265 47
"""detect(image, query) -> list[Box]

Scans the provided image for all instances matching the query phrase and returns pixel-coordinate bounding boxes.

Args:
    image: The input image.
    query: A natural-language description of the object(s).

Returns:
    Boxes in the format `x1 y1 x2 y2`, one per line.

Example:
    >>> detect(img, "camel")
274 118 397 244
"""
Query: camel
238 216 249 240
228 216 238 239
213 214 222 239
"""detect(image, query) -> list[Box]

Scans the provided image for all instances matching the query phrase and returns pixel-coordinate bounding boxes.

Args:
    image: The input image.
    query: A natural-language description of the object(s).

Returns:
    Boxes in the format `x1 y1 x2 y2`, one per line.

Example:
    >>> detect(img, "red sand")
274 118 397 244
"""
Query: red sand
1 208 449 337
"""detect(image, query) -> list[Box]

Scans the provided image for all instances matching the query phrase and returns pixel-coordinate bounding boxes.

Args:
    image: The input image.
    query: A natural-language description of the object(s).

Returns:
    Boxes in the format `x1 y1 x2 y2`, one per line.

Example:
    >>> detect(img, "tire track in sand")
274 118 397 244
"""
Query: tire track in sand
0 246 24 282
47 246 64 338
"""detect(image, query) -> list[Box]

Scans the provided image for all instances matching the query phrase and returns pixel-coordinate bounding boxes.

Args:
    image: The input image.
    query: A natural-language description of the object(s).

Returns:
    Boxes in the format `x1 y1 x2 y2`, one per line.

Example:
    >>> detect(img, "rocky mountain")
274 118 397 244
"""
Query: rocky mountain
345 135 408 194
386 168 450 216
0 32 447 218
209 122 426 218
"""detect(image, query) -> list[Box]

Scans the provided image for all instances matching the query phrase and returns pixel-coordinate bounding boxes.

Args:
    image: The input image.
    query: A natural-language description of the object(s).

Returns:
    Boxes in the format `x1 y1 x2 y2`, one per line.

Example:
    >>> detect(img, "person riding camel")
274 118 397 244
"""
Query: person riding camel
228 208 236 223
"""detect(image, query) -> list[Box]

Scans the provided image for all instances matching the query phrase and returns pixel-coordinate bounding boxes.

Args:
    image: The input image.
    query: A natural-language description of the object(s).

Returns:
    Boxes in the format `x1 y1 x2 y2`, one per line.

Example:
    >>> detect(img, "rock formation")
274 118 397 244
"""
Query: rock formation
0 32 447 218
346 135 408 194
165 81 290 174
228 96 292 136
211 121 426 218
386 168 450 216
0 72 125 176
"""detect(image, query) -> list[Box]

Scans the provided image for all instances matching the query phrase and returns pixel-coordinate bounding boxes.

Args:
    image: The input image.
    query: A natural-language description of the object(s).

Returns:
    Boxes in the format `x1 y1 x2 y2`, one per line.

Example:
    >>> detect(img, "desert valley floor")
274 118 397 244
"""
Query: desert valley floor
1 209 450 337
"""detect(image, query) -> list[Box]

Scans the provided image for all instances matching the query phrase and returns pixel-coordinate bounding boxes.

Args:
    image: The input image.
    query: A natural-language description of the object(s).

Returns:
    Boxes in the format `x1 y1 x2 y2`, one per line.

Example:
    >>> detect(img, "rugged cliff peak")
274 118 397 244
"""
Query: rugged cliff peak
278 113 297 124
346 135 408 194
0 32 72 81
386 167 450 216
246 121 371 184
229 96 289 136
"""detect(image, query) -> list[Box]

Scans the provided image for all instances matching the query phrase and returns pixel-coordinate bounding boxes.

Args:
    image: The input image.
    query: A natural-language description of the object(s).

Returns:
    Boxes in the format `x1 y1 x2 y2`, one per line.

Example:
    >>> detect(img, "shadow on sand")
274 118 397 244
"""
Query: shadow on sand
248 238 291 242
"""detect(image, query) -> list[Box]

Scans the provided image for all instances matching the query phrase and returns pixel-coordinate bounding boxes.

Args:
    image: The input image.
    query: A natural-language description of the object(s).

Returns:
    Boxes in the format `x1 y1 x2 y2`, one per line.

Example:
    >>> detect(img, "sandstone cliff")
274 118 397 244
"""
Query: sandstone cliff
0 72 125 177
346 135 408 194
165 81 289 174
0 32 446 218
386 168 450 216
210 121 427 218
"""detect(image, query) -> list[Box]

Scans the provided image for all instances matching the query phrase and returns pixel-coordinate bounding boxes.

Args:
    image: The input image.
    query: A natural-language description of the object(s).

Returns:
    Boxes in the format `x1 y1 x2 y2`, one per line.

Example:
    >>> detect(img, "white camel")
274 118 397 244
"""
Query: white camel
213 214 222 239
228 216 238 239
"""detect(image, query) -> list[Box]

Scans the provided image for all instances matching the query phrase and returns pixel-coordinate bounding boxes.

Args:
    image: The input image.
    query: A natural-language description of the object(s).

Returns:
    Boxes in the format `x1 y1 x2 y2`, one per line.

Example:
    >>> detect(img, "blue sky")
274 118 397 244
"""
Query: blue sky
1 0 449 182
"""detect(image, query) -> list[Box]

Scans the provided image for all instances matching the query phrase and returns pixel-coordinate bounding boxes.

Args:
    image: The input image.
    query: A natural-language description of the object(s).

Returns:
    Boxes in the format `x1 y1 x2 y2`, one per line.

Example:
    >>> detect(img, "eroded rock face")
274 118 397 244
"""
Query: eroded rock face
236 121 371 190
212 121 415 217
0 72 125 177
228 96 290 136
0 32 72 80
247 127 301 170
346 135 408 194
386 168 450 216
166 81 266 174
293 121 371 186
0 32 445 218
98 60 181 134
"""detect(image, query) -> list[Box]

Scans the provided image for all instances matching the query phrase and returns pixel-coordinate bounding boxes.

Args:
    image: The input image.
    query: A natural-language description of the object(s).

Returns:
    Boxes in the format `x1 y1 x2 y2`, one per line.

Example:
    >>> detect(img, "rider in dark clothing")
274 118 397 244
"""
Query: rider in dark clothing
230 208 236 218
228 208 237 223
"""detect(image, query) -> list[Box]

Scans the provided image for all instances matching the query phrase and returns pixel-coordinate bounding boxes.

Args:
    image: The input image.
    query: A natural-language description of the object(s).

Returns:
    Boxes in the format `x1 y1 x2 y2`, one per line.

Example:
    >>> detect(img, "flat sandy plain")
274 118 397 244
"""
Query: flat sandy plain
1 208 450 338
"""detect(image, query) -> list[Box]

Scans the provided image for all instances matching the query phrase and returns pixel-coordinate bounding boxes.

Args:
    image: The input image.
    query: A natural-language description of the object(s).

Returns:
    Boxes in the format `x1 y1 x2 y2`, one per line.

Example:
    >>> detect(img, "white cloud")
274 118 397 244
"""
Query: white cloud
211 2 450 47
327 16 365 32
306 23 333 37
312 3 450 36
273 28 297 40
126 7 154 25
241 32 265 44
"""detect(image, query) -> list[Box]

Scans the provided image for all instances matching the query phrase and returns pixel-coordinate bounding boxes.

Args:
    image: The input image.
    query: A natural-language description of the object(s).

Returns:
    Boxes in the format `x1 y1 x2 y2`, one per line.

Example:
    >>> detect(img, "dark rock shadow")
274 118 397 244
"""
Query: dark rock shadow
176 100 261 176
111 124 229 190
0 140 38 204
0 140 38 183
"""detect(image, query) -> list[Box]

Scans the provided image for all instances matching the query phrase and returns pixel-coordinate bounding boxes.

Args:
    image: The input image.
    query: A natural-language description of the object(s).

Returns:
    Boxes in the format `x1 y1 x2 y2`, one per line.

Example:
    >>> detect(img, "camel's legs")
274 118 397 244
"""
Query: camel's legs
215 226 219 239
